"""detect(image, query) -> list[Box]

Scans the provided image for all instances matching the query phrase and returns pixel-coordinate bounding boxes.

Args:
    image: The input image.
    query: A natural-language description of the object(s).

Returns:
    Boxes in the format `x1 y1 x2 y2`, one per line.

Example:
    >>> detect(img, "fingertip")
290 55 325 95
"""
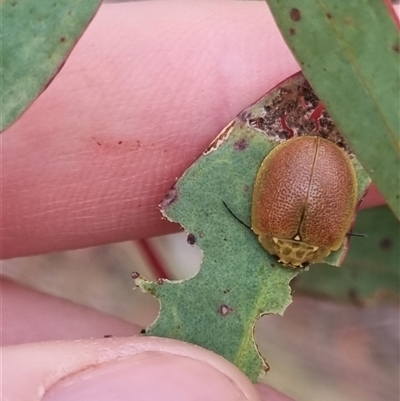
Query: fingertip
4 337 262 401
1 277 140 345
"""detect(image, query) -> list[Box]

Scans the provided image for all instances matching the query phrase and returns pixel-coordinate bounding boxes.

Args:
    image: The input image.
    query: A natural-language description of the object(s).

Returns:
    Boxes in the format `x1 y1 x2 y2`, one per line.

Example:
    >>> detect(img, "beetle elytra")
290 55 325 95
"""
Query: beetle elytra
251 135 358 268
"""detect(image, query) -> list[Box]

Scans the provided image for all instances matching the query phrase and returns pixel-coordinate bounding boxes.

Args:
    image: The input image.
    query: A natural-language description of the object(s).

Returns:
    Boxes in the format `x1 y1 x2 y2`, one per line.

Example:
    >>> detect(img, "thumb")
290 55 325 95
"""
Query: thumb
2 278 293 401
3 336 286 401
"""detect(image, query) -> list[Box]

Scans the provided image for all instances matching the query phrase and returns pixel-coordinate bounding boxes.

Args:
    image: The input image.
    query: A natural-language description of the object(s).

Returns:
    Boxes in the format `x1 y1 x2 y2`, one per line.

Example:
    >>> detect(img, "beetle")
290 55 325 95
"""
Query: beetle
251 135 358 268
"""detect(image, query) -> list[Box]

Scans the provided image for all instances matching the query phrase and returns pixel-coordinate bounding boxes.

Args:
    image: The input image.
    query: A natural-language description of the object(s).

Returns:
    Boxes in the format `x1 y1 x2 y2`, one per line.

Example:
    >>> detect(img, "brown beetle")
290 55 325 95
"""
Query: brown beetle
251 136 358 267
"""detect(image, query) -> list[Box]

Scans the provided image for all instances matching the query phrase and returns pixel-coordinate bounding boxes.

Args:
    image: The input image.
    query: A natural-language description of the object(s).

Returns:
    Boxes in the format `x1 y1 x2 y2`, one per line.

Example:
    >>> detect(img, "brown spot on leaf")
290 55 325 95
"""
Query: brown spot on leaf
290 28 296 36
290 8 301 22
60 36 66 42
187 233 196 245
379 237 392 251
233 138 248 151
393 43 399 53
218 304 234 316
326 12 333 19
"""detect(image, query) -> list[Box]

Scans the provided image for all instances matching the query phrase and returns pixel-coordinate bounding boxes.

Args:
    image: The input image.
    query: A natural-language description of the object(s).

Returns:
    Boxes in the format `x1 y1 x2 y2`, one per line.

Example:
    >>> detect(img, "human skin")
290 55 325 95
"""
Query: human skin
1 1 389 400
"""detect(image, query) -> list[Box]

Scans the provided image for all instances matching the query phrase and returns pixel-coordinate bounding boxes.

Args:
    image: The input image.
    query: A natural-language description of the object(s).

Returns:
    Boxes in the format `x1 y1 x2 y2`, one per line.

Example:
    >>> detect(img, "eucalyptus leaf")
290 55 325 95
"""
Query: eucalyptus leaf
134 74 371 381
264 0 400 218
0 0 102 131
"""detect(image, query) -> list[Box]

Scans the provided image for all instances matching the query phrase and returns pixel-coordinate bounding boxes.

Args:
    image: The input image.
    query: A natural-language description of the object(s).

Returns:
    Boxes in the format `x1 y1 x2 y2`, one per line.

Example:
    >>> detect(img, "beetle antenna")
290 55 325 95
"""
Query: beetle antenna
347 232 367 238
222 201 251 230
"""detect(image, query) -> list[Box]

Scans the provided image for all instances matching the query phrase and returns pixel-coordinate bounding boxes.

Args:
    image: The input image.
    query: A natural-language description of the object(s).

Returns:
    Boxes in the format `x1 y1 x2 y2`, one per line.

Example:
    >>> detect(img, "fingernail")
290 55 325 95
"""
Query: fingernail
43 351 257 401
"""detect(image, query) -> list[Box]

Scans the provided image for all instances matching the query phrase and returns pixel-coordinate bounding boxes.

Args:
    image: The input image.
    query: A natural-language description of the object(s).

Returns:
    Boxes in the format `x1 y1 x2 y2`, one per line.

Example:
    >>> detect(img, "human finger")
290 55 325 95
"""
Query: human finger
0 277 140 345
1 1 300 259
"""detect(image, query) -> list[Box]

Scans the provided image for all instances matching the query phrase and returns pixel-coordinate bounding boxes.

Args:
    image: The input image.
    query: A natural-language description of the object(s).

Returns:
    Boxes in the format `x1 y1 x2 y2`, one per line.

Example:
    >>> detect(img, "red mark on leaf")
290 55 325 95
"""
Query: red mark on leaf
290 8 301 22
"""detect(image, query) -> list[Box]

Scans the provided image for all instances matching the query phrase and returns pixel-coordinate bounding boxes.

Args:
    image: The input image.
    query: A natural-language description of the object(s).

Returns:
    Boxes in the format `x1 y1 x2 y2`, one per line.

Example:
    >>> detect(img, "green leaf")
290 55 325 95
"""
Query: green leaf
0 0 102 132
264 0 400 219
292 206 400 304
134 74 370 381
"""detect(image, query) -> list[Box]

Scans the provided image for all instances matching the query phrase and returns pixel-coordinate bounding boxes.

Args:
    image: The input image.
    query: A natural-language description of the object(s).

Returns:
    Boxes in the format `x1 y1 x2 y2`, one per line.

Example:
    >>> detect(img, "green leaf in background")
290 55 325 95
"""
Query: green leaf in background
264 0 400 219
0 0 102 132
292 206 400 304
134 74 370 381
